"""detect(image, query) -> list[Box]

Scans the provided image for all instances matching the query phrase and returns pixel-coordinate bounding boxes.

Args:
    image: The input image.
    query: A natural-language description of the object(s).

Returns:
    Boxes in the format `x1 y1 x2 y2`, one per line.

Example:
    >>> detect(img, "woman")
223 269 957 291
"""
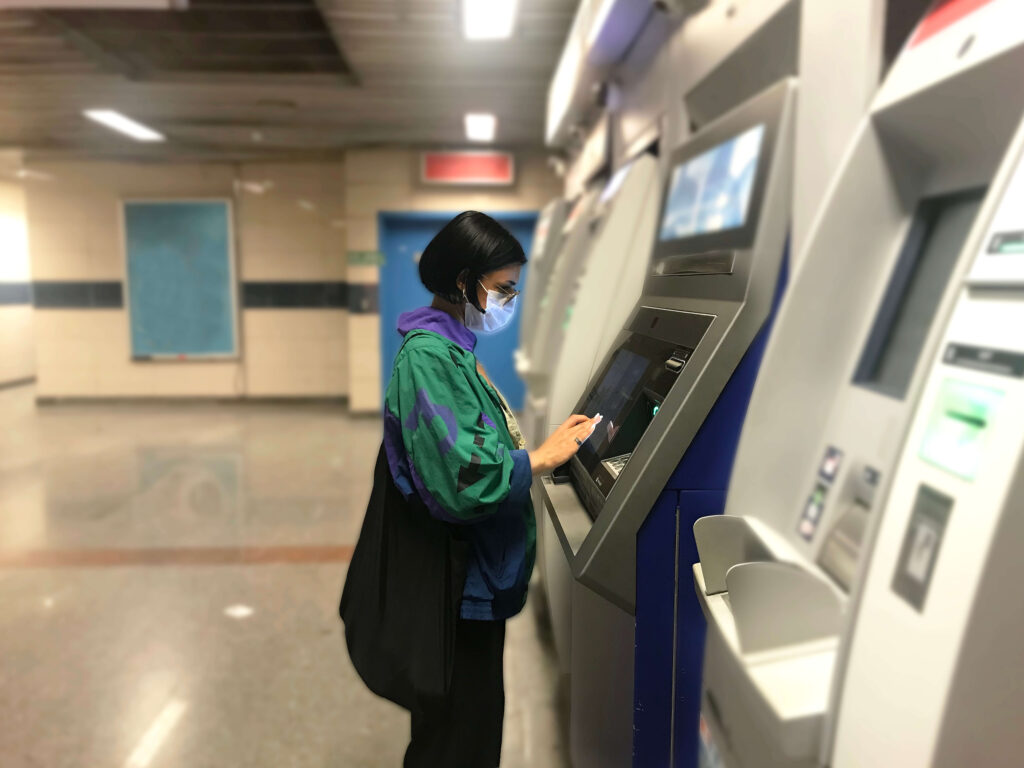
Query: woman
383 211 600 766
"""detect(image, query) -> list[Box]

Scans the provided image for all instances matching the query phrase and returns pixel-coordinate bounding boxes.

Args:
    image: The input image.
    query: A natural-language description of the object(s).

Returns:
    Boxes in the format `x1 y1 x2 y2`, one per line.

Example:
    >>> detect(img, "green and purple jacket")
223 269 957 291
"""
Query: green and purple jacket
383 307 536 621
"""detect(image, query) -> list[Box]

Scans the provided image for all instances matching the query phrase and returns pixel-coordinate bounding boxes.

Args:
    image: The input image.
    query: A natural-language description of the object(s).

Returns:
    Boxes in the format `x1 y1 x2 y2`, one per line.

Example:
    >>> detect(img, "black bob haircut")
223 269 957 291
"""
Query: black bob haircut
418 211 527 312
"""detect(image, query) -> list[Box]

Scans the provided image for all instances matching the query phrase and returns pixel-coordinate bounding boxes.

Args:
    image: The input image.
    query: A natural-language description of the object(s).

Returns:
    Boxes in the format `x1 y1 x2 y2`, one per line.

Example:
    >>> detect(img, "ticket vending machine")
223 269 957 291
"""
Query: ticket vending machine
691 3 1024 767
541 79 796 768
831 117 1024 768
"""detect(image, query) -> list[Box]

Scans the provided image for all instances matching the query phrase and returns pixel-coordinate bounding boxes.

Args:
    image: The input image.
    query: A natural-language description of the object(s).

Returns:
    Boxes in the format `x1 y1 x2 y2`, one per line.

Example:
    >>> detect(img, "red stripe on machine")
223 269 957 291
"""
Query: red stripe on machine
910 0 995 47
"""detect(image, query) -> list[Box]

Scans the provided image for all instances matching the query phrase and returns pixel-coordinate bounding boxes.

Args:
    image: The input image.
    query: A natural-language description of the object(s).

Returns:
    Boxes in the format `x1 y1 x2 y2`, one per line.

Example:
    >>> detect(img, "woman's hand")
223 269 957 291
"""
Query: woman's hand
529 414 603 476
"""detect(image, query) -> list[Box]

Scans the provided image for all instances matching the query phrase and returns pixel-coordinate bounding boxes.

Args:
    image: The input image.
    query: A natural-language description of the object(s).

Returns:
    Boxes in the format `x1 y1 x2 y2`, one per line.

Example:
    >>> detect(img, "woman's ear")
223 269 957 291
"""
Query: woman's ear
455 269 470 301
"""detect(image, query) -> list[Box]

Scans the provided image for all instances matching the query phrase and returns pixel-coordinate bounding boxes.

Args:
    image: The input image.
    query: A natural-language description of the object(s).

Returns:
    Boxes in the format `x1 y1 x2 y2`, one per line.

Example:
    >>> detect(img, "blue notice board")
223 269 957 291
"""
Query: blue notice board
124 200 237 359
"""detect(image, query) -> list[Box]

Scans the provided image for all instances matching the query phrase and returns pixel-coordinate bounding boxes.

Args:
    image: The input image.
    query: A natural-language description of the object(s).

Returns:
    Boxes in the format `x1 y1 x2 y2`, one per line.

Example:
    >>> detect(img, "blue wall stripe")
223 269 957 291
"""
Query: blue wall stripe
29 280 379 312
0 283 32 306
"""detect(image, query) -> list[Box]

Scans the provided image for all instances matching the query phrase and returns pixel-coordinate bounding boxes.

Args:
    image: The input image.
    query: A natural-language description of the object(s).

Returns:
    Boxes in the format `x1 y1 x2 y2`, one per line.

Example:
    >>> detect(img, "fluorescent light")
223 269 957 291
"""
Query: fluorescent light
224 604 254 620
84 110 165 142
463 0 518 40
465 113 497 142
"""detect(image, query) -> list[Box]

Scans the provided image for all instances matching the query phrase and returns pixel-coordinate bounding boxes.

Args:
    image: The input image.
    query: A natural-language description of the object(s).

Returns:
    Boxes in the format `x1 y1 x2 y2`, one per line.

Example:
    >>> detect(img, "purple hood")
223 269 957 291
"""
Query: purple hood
397 306 476 353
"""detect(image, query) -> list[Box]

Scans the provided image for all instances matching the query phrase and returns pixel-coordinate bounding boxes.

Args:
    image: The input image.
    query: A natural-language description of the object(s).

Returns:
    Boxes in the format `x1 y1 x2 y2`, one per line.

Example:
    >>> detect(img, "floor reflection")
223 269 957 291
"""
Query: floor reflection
0 385 569 768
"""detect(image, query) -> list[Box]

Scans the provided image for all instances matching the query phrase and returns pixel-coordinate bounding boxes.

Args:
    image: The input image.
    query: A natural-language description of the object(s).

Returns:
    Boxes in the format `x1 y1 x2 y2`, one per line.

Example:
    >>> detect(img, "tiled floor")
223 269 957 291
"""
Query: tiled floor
0 385 569 768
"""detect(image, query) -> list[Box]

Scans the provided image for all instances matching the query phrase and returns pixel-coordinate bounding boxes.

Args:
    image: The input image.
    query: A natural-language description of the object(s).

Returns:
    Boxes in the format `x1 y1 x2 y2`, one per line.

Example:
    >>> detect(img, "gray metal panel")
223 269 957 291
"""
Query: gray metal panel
569 581 635 768
683 0 799 129
792 0 886 267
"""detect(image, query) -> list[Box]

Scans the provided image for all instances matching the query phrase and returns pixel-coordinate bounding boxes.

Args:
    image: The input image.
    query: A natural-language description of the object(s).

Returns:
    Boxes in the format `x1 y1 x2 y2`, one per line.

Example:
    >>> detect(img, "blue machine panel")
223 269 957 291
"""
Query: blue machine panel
633 249 789 767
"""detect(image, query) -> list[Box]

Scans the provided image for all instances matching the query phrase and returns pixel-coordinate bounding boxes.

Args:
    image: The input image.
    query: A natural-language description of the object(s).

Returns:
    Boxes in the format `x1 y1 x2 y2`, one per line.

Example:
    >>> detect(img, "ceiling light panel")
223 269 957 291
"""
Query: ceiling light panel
463 0 519 40
84 110 165 142
465 113 497 142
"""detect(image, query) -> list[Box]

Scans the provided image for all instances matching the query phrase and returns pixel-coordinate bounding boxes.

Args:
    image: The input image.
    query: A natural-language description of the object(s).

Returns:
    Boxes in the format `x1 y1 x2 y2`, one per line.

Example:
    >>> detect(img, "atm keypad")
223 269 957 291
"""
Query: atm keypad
603 453 633 478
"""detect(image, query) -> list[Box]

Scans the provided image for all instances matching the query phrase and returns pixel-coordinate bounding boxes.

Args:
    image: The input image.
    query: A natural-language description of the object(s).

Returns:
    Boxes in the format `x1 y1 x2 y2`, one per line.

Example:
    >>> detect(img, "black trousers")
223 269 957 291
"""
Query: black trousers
404 618 506 768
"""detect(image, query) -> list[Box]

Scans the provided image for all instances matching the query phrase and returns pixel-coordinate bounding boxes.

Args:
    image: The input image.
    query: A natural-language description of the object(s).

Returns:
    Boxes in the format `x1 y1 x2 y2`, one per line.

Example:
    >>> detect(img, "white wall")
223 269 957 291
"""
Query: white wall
26 161 348 399
23 151 561 408
237 162 348 397
0 180 34 386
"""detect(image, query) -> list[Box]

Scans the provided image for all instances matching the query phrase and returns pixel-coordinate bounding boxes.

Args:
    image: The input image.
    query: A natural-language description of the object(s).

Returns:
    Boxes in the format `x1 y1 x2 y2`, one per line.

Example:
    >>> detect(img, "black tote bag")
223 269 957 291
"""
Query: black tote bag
339 444 470 710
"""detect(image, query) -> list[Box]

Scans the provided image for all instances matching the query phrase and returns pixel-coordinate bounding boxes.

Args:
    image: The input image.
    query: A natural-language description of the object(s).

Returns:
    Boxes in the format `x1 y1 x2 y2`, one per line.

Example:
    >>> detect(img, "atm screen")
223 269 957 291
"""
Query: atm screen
854 189 986 399
569 308 713 517
659 124 765 241
576 336 689 482
578 348 650 454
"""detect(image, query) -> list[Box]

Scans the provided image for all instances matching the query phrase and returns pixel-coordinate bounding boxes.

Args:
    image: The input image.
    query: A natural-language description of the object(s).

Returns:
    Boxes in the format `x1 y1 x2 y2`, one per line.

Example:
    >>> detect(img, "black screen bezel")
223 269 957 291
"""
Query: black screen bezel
567 308 715 519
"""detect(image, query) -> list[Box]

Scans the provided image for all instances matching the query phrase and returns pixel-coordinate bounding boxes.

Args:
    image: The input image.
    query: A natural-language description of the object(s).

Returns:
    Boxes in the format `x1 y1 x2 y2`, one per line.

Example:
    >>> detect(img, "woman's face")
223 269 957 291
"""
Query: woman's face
475 265 522 310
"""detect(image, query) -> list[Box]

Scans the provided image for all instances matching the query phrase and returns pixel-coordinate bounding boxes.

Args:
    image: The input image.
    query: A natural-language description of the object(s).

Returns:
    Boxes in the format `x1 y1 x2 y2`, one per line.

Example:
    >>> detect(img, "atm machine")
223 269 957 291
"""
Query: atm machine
519 152 661 450
517 153 662 672
518 188 600 449
516 196 568 374
691 3 1024 767
541 78 796 768
832 114 1024 768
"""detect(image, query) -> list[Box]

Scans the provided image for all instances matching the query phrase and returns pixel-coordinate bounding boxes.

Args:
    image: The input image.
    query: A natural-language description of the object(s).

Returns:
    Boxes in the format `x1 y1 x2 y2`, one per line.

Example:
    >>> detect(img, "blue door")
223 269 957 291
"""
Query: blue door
378 211 537 410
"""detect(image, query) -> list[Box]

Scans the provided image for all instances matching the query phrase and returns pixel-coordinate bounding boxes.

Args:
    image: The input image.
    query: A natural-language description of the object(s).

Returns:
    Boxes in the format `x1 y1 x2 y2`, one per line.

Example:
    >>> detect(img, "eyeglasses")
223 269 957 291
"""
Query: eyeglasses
479 280 520 307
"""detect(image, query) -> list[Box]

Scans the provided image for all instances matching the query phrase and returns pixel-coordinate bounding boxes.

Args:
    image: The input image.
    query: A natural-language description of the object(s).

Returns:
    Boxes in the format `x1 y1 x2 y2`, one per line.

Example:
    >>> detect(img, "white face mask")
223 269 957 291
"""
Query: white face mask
464 281 517 334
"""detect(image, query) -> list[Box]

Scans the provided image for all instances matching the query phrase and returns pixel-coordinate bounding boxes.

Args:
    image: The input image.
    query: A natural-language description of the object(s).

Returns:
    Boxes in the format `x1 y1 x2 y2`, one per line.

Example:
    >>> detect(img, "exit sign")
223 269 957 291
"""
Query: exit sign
421 151 515 186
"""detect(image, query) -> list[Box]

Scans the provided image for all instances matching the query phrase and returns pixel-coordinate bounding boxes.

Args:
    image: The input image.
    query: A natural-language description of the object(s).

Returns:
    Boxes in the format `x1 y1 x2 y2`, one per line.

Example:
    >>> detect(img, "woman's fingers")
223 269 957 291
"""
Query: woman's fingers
572 415 602 443
561 414 590 429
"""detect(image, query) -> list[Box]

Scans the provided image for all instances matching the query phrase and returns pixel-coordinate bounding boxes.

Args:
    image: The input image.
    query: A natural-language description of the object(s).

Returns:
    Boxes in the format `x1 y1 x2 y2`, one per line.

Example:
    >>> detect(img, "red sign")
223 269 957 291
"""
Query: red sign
421 151 515 186
910 0 995 47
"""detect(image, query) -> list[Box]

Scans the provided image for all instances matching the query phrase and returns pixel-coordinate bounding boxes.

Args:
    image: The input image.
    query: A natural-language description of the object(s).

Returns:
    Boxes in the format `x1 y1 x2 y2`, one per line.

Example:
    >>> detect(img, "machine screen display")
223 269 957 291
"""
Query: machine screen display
576 336 687 482
659 124 765 241
919 378 1003 480
578 348 650 452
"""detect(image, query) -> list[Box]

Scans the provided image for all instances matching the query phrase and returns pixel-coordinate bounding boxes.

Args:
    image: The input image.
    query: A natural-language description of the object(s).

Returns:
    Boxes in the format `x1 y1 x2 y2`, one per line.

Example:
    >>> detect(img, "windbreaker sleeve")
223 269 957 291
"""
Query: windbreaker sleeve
386 344 532 523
